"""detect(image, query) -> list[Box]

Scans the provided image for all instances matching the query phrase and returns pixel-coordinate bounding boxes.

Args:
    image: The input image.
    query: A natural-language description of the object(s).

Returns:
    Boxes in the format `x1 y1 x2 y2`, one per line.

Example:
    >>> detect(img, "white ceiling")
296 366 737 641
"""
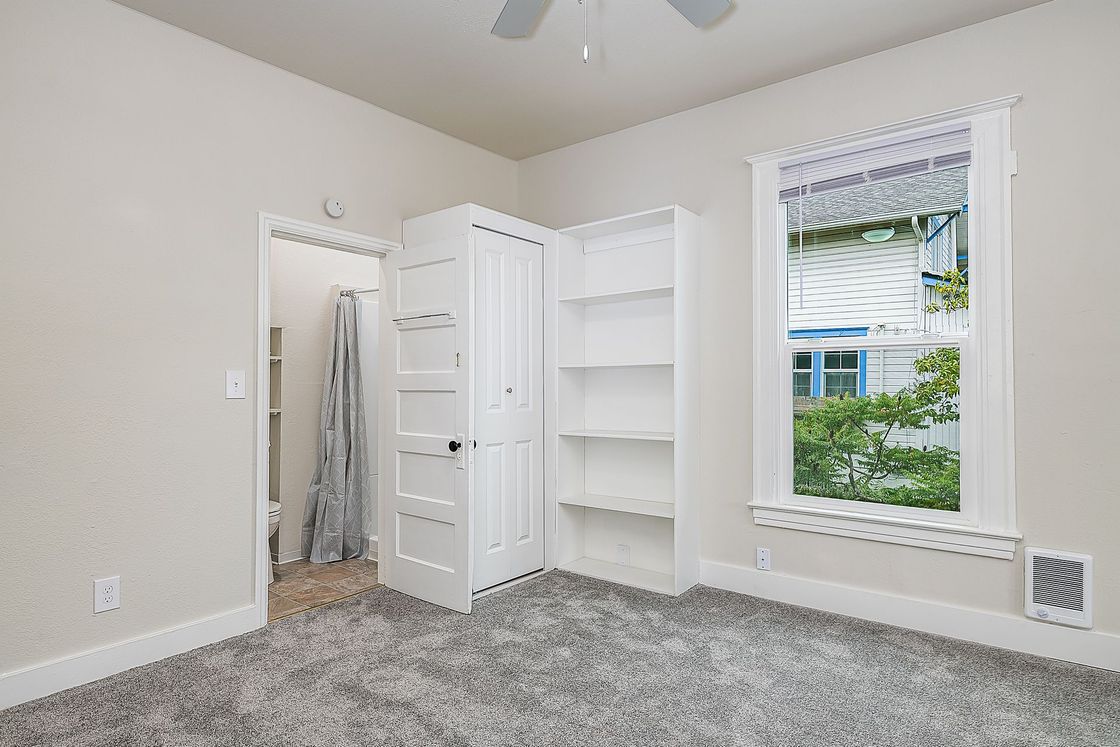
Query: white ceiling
112 0 1047 159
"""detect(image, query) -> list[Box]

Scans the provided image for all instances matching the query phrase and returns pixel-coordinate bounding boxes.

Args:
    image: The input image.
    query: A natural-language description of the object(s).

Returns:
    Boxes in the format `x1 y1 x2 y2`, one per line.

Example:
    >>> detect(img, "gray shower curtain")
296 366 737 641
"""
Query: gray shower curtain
302 295 371 563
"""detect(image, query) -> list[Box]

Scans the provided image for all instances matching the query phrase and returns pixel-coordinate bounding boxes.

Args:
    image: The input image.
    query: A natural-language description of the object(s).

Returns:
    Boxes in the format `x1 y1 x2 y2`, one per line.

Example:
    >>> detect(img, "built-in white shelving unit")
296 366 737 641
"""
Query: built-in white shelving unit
554 205 700 596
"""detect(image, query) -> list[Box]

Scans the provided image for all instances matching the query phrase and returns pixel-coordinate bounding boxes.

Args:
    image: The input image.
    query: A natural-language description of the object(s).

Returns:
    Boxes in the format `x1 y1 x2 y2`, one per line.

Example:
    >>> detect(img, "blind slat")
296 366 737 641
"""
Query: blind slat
779 127 971 202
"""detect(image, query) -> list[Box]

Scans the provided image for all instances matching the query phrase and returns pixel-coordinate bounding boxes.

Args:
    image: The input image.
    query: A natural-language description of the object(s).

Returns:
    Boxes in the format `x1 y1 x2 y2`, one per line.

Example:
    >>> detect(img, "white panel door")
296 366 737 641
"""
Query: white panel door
381 237 472 613
473 228 545 592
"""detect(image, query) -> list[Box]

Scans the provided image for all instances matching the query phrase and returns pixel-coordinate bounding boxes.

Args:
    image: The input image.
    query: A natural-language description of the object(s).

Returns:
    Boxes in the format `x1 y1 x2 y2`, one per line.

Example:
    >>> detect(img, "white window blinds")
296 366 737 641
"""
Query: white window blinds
778 127 971 202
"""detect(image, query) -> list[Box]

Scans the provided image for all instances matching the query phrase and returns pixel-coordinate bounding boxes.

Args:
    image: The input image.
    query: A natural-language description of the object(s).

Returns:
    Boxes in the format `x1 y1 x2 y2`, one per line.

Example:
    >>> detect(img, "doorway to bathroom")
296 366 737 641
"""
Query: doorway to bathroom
256 214 398 625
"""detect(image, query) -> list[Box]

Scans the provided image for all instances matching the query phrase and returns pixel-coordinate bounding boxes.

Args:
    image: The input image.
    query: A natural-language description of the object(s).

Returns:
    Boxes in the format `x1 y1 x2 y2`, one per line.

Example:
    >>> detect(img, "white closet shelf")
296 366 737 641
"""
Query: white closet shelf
558 361 674 370
560 557 675 595
558 429 674 442
558 493 675 518
558 285 673 305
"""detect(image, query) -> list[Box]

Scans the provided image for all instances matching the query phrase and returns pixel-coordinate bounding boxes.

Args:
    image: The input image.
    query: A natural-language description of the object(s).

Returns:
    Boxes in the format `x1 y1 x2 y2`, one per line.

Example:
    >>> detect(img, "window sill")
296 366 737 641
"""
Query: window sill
748 502 1021 559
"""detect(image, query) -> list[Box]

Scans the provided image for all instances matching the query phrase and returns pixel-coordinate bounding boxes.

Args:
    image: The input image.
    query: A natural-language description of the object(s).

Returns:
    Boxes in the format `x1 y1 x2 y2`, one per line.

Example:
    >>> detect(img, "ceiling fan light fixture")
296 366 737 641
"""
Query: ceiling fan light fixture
491 0 549 38
665 0 732 27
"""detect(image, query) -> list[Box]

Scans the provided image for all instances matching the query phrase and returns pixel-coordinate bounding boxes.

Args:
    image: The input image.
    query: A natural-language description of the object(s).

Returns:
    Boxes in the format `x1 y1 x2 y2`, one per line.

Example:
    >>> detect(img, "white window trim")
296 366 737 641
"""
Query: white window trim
746 96 1022 560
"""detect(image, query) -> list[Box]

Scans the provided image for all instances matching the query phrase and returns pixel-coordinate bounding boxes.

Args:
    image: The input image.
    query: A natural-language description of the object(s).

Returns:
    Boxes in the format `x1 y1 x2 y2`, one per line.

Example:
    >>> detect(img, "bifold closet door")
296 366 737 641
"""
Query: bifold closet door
473 228 545 592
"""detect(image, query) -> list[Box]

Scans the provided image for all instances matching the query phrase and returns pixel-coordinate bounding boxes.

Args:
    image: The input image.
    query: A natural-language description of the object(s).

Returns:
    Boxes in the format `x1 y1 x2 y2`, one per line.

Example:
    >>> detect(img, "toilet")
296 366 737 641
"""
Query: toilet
267 500 282 584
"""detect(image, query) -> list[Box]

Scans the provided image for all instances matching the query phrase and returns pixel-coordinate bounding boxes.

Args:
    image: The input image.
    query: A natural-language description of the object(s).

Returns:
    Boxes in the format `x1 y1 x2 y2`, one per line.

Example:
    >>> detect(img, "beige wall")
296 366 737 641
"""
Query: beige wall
0 0 515 673
268 239 379 560
518 0 1120 633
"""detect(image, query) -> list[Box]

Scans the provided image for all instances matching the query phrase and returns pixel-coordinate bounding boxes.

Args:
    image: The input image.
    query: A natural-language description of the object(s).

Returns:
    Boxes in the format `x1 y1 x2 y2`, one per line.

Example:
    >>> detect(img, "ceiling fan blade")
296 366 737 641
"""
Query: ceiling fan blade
665 0 732 27
491 0 549 38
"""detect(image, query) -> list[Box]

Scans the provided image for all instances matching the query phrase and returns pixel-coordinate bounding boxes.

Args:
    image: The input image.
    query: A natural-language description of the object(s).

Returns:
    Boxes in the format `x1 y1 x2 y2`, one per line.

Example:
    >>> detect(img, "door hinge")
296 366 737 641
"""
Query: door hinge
456 352 461 367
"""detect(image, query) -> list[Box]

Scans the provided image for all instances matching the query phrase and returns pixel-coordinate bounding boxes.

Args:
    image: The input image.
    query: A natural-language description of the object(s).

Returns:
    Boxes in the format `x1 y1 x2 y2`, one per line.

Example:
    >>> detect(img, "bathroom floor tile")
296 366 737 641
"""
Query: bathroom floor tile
300 565 358 583
269 576 327 597
327 573 379 594
268 556 382 623
336 558 378 574
267 595 309 622
285 584 353 607
280 559 315 574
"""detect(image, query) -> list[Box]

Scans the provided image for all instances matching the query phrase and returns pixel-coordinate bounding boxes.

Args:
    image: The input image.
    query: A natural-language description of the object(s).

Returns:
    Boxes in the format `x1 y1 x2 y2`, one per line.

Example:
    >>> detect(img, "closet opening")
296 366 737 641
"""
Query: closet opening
255 215 398 624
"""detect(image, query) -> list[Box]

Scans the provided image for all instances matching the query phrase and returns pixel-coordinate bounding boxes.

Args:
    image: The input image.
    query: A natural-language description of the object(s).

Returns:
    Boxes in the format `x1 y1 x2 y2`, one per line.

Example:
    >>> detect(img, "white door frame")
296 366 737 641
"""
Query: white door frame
254 212 400 627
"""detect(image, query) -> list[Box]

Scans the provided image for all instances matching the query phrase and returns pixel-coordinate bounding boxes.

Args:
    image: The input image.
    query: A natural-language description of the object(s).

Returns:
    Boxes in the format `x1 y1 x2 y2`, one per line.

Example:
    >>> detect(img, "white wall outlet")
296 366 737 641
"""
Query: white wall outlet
225 369 246 399
94 576 120 613
615 544 630 567
756 547 772 571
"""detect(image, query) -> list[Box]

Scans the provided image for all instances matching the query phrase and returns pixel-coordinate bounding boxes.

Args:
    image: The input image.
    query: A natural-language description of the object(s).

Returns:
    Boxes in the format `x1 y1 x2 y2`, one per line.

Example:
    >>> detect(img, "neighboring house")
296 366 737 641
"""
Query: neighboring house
787 166 967 450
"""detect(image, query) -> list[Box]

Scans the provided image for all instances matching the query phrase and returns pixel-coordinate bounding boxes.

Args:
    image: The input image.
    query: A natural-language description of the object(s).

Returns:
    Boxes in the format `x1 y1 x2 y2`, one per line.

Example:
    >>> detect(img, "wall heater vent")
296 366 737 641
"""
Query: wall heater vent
1024 548 1092 629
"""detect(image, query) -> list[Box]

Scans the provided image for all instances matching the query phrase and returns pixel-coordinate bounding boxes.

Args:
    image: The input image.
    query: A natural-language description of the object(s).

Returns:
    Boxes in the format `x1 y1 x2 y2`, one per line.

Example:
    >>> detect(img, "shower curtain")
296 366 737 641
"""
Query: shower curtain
302 294 371 563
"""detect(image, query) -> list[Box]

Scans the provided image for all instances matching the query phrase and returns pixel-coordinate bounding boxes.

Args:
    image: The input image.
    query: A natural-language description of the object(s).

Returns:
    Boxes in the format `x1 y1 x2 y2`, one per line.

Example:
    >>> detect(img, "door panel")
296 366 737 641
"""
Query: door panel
473 229 545 592
381 236 472 613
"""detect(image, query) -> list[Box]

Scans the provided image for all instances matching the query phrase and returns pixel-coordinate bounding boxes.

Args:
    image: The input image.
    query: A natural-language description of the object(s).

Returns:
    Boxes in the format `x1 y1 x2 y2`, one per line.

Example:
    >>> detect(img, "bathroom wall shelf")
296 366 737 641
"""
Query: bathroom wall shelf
268 326 283 563
554 205 700 597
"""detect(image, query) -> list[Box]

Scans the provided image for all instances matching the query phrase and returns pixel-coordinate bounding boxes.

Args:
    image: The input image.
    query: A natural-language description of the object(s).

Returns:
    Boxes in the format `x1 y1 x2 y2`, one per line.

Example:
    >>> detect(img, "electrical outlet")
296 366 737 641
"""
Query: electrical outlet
615 544 630 567
756 547 771 571
94 576 120 613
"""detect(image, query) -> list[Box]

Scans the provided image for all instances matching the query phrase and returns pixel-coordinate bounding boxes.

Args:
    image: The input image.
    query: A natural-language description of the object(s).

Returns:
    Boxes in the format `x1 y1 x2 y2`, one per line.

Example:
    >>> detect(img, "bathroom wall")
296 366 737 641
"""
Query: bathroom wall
268 238 380 562
0 0 517 677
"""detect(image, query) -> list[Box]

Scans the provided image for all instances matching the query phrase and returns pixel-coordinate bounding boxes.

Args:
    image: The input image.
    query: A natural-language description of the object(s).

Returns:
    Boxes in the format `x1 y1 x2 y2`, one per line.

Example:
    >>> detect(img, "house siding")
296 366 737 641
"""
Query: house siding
788 234 919 333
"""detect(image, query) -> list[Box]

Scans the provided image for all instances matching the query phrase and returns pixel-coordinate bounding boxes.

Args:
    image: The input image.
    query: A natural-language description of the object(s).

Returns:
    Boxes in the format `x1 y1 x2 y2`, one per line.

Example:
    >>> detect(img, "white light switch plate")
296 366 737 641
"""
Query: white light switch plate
225 370 246 399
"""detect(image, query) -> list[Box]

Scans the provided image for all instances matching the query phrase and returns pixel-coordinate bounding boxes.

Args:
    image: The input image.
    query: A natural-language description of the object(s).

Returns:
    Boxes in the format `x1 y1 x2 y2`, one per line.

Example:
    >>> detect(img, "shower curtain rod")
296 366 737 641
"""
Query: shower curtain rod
339 288 378 297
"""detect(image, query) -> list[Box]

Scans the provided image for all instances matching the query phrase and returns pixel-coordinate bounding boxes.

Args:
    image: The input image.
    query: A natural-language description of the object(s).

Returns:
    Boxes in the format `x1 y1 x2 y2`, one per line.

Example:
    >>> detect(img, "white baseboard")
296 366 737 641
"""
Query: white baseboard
276 549 304 564
276 536 377 566
700 560 1120 671
0 604 261 711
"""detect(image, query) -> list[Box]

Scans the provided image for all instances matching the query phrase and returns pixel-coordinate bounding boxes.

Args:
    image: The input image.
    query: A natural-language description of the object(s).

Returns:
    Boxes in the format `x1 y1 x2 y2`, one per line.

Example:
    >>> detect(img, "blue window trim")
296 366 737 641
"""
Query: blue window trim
792 328 869 396
788 326 869 339
810 352 822 397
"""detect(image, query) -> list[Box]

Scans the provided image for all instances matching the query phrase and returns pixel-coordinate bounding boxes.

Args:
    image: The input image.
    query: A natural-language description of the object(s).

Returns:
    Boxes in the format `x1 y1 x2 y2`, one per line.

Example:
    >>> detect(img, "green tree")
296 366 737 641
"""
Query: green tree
793 347 960 511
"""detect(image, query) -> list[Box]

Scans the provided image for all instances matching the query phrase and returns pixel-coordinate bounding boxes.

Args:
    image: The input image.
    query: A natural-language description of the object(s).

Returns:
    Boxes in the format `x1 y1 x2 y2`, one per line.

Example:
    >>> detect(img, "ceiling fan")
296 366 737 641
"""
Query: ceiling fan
491 0 732 39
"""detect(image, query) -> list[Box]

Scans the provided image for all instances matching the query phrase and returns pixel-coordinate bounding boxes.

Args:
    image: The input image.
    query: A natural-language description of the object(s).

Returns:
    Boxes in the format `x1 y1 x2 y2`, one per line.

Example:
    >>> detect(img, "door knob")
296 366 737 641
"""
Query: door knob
505 387 513 394
448 440 462 453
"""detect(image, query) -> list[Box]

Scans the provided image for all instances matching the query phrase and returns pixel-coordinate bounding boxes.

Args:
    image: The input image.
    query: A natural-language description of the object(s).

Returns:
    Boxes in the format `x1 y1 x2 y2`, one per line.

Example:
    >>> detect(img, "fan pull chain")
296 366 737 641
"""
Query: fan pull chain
581 0 589 63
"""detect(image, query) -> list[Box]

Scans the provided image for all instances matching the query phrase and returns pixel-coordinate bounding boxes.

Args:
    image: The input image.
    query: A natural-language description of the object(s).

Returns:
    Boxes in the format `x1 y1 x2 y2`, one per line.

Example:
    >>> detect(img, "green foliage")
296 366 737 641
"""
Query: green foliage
924 267 969 313
793 348 961 511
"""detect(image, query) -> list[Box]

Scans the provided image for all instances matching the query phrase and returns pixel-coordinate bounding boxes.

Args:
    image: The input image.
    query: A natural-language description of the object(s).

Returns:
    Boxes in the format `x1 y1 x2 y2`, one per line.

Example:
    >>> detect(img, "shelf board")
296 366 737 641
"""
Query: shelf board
558 285 673 306
558 361 674 370
558 429 673 442
558 493 674 518
560 557 675 595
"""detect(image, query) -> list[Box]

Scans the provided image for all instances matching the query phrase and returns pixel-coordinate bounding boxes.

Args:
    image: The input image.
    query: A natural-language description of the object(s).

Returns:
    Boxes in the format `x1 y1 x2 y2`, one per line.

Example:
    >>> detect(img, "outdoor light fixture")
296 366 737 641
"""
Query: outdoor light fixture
861 227 896 243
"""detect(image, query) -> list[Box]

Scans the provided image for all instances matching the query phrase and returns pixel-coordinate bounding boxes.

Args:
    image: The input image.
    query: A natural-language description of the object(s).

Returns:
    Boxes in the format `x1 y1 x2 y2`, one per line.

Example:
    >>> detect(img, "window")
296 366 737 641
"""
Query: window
748 98 1020 559
792 352 812 396
821 351 859 397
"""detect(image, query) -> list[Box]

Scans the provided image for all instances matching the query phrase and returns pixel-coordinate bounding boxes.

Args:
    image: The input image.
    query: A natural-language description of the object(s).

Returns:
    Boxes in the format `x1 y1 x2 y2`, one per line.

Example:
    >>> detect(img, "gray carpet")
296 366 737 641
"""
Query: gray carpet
3 572 1117 747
